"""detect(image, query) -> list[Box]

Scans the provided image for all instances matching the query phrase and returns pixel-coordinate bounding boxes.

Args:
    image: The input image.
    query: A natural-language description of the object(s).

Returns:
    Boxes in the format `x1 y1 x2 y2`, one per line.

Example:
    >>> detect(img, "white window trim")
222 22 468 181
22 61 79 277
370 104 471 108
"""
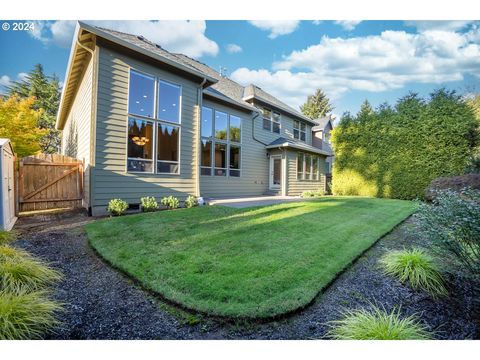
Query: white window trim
262 106 281 133
296 152 320 181
126 68 182 175
293 120 307 142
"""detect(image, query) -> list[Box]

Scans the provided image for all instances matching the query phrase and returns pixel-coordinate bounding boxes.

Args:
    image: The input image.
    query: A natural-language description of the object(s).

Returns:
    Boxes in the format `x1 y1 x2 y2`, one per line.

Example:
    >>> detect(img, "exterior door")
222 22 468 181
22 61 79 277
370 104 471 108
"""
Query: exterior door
269 155 282 190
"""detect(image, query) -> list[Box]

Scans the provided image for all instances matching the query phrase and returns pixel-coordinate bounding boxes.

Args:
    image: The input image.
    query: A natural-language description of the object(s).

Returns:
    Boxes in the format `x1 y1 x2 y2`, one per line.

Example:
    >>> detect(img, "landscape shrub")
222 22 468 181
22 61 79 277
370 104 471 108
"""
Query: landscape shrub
0 231 17 246
140 196 158 212
415 188 480 279
161 196 179 210
424 174 480 201
327 306 431 340
0 289 62 340
379 248 447 297
184 195 198 208
107 199 129 216
331 90 479 199
0 255 62 292
301 189 326 198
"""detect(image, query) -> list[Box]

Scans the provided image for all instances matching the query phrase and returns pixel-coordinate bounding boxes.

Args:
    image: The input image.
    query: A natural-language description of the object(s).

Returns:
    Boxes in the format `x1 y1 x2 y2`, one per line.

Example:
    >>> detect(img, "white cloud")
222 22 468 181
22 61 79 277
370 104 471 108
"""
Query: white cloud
405 21 475 32
231 29 480 109
0 72 30 90
29 20 219 58
226 43 242 54
248 20 300 39
312 20 322 25
334 20 362 31
0 75 12 88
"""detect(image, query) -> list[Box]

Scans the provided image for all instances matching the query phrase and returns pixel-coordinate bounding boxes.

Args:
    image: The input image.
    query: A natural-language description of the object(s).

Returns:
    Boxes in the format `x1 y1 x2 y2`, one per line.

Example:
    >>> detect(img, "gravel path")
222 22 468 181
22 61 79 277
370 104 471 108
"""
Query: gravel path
14 210 478 339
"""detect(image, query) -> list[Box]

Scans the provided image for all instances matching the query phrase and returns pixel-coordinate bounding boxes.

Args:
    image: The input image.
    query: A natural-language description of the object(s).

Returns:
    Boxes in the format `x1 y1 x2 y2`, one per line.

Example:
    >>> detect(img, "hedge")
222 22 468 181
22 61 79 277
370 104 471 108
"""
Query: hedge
331 89 479 200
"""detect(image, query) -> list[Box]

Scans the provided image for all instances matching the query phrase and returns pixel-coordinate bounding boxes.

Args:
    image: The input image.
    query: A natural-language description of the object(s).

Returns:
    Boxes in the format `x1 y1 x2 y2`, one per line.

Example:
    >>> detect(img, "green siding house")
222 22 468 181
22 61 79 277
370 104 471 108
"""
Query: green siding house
57 22 332 215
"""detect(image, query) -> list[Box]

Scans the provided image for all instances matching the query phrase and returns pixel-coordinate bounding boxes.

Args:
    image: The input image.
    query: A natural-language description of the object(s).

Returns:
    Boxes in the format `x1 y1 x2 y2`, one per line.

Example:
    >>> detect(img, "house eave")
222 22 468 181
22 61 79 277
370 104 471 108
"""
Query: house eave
265 142 331 156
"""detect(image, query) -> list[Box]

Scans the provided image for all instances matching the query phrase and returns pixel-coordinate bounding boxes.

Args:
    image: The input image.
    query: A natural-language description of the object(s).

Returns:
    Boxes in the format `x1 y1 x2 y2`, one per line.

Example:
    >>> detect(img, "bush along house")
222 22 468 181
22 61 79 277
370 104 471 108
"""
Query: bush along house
57 22 333 215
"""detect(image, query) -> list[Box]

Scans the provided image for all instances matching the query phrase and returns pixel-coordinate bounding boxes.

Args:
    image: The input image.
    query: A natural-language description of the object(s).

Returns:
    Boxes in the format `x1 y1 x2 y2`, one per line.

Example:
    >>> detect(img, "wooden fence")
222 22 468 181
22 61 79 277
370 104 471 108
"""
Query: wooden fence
18 154 84 212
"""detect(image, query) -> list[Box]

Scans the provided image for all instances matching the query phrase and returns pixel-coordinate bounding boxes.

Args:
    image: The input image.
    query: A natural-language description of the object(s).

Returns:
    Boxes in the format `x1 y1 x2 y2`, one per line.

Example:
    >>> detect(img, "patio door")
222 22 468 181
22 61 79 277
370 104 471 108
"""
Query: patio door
269 155 282 190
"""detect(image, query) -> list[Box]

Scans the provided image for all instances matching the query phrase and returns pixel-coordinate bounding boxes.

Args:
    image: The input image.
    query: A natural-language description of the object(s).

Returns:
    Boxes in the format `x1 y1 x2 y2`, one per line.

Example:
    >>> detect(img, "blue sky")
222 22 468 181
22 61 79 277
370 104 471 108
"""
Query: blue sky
0 20 479 118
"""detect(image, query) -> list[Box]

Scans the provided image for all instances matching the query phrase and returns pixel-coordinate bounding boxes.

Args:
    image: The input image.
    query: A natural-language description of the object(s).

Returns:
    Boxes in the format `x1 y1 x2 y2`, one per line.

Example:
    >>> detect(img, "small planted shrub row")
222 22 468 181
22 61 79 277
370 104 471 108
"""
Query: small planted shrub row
301 189 326 198
0 231 63 339
161 196 179 210
107 195 199 216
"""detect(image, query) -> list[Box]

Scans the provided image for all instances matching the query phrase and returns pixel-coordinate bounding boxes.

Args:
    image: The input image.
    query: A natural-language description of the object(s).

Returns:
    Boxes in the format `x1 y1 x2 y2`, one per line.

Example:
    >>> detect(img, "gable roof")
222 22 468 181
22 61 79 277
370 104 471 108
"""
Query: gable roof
173 54 256 112
266 137 332 156
243 85 315 124
56 21 218 130
57 21 319 130
312 116 334 132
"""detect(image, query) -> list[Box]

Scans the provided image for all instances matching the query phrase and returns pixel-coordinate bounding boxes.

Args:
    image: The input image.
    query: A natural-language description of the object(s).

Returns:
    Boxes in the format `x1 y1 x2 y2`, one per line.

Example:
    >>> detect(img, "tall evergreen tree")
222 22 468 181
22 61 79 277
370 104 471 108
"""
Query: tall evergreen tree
300 89 333 119
7 64 61 153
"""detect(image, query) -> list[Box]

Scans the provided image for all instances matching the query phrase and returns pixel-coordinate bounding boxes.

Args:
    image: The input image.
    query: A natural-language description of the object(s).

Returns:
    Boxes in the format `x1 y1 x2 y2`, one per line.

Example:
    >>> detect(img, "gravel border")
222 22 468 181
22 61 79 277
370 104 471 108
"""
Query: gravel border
14 210 478 339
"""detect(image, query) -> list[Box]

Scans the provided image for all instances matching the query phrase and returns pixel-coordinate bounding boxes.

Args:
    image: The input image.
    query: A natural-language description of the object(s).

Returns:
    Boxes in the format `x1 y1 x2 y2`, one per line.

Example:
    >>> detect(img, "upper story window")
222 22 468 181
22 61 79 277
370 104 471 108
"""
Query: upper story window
127 69 181 174
158 80 181 123
262 107 281 134
201 106 242 177
128 71 155 118
293 120 306 142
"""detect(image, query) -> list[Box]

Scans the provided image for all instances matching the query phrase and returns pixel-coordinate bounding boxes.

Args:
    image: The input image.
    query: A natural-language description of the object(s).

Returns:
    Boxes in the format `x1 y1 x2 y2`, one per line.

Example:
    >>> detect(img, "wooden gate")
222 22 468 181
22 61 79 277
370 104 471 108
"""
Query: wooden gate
18 154 83 212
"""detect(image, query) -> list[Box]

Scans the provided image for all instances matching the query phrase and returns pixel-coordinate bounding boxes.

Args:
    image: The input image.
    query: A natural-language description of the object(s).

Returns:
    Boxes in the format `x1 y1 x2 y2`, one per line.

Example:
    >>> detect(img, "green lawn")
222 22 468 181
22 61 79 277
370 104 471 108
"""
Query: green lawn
86 197 416 318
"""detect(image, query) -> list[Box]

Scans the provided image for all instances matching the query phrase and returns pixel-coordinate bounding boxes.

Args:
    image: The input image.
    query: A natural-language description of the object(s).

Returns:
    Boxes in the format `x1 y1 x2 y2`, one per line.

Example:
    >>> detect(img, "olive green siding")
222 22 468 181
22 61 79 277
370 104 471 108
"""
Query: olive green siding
60 56 93 208
286 150 327 196
90 46 201 215
199 99 269 197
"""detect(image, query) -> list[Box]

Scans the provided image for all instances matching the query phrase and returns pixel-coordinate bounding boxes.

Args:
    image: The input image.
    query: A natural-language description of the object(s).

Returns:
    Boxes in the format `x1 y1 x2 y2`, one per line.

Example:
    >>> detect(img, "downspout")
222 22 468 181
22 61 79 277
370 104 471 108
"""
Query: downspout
76 32 96 214
196 78 207 197
251 111 268 146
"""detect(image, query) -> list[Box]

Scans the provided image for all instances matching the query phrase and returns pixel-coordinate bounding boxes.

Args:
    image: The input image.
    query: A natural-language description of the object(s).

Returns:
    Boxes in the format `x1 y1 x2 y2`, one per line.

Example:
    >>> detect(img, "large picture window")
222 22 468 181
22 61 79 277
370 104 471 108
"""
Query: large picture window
157 124 179 174
215 111 228 140
127 117 154 172
293 120 306 142
201 139 212 176
128 71 155 118
214 143 227 176
201 107 213 138
230 115 241 143
201 106 242 177
158 81 181 123
229 145 241 177
127 69 182 174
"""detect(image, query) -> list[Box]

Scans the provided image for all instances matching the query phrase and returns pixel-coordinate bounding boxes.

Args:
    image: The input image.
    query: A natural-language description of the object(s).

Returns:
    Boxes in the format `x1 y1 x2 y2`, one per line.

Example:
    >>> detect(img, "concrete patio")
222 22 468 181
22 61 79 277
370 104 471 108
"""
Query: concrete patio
206 195 306 208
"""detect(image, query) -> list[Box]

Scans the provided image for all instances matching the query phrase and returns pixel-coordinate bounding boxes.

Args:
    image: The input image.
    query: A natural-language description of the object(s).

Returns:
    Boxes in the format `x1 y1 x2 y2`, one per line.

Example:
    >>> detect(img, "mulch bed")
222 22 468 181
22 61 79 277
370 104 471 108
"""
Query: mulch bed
14 210 478 339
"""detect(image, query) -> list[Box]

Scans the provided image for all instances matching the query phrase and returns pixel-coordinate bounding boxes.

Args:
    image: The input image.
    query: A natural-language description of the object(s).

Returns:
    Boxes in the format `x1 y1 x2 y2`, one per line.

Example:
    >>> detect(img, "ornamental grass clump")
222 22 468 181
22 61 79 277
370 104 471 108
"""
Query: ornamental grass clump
327 306 432 340
0 289 63 340
161 196 179 210
301 189 325 198
107 198 129 216
0 255 63 293
0 230 18 245
379 248 447 297
140 196 158 212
